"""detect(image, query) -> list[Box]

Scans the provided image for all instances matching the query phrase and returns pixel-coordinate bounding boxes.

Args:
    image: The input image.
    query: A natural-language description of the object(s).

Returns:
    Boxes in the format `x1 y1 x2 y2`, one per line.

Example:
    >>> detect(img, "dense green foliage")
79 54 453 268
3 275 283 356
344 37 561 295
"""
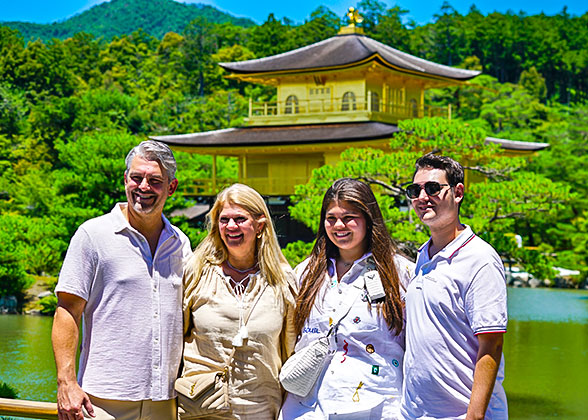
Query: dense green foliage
4 0 587 102
289 118 575 280
0 381 18 399
0 1 586 304
3 0 255 42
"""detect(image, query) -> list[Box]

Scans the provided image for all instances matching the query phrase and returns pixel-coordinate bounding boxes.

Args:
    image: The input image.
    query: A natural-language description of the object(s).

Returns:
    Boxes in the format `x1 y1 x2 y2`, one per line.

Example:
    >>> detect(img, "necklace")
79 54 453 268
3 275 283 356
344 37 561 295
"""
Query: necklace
226 260 258 273
229 276 249 296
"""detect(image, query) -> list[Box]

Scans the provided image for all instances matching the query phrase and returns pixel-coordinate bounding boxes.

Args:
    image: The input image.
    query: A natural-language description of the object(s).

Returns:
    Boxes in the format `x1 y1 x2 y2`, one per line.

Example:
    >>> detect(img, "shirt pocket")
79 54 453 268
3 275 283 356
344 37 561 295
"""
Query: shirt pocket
168 255 184 289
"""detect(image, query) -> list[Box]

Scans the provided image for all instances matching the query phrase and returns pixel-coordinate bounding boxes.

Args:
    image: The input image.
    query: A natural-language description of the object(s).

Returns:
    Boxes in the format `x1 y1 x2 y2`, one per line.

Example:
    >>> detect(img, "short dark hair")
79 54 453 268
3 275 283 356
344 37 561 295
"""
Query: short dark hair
413 153 464 186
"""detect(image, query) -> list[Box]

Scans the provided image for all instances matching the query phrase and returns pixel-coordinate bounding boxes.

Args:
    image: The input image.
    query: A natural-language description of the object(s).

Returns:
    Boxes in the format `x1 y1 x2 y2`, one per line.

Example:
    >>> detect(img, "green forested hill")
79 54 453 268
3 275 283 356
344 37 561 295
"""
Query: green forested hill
2 0 255 41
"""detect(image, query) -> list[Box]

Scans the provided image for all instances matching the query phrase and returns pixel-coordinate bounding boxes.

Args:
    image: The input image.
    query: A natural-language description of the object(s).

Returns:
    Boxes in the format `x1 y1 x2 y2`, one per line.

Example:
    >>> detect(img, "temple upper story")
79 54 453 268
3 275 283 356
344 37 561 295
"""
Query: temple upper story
219 25 480 126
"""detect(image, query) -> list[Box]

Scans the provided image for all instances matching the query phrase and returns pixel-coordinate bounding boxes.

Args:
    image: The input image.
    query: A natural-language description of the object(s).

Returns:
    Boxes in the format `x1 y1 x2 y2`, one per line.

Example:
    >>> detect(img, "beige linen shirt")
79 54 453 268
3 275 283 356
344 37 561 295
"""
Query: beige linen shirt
182 264 297 420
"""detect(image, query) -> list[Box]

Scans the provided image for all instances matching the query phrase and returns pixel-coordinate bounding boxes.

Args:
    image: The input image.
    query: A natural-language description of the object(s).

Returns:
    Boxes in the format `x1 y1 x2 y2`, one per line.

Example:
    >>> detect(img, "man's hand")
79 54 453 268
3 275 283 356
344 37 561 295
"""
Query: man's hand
57 380 94 420
52 292 94 419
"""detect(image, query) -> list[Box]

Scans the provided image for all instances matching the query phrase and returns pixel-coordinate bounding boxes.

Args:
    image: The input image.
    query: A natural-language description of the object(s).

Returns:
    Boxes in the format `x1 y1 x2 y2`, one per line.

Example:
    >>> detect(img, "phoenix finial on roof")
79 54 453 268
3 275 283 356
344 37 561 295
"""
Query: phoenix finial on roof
346 7 364 27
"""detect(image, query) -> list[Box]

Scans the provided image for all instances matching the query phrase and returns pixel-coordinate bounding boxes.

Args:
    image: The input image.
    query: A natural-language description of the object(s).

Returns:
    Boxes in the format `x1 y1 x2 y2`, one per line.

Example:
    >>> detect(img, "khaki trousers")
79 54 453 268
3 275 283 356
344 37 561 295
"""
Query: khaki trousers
84 394 176 420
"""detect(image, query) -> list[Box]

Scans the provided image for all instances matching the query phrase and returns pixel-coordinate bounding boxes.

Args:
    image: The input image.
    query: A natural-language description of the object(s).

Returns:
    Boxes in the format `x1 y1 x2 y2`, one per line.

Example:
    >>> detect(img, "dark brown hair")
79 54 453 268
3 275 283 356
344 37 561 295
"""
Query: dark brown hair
413 153 464 186
293 178 404 335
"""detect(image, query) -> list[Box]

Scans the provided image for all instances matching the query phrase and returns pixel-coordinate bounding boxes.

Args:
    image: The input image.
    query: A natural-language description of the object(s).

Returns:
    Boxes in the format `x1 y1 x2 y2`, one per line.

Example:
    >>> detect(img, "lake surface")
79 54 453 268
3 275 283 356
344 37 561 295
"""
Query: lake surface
1 287 587 419
503 288 588 419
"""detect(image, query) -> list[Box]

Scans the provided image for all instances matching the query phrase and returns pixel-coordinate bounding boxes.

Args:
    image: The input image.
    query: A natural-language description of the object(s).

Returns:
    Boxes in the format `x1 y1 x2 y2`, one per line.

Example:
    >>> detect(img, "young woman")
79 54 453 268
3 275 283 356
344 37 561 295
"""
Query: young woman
280 178 414 420
180 183 297 419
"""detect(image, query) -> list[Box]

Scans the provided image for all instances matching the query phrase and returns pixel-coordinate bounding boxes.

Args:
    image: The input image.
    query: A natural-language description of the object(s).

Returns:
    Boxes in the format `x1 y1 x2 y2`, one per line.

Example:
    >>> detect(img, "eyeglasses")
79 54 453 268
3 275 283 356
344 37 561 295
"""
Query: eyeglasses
219 216 249 225
405 181 451 199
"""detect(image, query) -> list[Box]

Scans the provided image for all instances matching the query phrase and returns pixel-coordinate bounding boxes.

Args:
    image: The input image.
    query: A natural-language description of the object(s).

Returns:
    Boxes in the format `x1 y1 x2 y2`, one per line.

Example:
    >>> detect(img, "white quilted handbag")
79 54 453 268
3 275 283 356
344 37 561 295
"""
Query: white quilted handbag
280 266 377 398
279 334 333 397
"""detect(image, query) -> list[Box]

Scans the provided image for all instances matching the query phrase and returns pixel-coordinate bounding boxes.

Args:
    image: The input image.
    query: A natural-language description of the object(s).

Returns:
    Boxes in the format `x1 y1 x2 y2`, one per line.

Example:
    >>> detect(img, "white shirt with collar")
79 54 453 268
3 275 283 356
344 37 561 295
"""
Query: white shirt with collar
55 203 192 401
401 225 508 420
281 253 414 420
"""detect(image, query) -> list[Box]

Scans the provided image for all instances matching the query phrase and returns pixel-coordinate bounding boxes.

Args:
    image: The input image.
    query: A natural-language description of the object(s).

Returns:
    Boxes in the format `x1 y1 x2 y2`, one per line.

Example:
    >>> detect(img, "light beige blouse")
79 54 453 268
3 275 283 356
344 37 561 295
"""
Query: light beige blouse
182 264 297 420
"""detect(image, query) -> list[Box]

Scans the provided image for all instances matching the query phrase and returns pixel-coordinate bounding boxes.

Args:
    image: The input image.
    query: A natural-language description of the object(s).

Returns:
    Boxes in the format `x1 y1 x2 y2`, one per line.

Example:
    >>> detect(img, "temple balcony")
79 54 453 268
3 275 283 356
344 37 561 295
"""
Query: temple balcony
180 175 312 196
246 95 451 126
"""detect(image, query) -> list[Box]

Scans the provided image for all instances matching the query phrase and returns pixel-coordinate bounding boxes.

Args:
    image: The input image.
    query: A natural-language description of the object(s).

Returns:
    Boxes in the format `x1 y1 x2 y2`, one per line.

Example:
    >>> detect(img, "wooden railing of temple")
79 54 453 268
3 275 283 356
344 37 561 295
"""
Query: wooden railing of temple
179 176 312 197
248 95 451 126
0 397 58 419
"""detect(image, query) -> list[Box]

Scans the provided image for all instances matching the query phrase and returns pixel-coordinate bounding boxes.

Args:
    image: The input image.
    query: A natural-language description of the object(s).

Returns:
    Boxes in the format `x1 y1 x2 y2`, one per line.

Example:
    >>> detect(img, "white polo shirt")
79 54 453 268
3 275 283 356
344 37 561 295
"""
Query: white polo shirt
281 253 414 420
55 203 192 401
401 226 508 420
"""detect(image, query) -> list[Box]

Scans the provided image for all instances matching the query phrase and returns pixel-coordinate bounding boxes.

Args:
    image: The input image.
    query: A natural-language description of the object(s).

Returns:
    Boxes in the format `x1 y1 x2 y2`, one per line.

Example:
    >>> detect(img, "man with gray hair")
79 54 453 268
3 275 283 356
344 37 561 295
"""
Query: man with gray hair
52 140 191 420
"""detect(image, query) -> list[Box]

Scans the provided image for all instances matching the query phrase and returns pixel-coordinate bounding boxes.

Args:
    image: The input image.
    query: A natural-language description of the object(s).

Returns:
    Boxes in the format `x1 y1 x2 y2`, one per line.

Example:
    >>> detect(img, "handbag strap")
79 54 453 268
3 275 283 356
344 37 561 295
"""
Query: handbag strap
225 281 269 366
326 262 373 336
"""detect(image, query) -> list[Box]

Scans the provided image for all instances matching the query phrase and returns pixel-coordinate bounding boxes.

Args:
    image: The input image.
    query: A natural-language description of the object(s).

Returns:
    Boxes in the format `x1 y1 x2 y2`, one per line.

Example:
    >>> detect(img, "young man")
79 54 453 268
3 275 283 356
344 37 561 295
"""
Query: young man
52 141 191 420
401 154 508 420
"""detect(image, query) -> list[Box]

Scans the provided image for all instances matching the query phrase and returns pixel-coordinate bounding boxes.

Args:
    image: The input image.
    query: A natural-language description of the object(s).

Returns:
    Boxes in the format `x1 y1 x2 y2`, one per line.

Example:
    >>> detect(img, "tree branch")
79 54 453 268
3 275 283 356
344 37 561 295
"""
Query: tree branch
462 165 513 181
488 208 549 224
356 176 405 196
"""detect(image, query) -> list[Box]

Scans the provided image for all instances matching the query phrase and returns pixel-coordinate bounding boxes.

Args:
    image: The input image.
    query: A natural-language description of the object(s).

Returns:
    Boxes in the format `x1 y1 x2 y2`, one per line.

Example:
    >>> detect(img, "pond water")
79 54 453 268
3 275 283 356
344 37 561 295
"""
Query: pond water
503 287 588 419
1 287 587 419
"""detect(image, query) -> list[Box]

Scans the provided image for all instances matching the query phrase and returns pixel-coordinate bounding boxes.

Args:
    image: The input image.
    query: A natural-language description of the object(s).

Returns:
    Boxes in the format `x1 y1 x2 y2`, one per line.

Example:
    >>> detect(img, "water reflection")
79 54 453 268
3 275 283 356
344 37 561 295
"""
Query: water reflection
508 287 588 323
0 314 56 402
0 288 587 419
505 288 588 420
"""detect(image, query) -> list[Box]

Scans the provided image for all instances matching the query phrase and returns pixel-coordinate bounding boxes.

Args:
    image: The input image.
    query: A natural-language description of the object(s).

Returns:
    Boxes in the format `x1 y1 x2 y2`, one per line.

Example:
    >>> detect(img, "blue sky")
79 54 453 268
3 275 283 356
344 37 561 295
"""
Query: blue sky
0 0 586 25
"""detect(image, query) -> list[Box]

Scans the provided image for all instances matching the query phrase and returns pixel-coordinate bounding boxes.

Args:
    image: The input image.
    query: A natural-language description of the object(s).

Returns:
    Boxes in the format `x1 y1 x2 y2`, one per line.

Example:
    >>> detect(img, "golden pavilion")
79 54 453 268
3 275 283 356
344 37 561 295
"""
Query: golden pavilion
153 15 548 198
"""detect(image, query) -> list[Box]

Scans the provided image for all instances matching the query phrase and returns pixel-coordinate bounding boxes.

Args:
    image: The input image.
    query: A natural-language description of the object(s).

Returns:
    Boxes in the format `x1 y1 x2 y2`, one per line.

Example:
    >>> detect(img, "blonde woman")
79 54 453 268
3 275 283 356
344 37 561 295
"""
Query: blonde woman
180 183 297 420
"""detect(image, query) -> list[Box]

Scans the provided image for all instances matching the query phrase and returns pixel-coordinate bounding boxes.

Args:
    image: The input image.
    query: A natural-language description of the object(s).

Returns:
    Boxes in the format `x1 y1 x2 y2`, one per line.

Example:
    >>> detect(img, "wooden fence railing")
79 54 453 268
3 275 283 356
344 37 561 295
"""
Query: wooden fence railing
0 397 58 419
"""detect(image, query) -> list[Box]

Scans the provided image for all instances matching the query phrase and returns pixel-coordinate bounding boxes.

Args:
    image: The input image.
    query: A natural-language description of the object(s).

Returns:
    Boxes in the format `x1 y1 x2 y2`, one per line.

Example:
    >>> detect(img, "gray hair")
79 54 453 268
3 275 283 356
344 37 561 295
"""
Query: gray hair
125 140 177 181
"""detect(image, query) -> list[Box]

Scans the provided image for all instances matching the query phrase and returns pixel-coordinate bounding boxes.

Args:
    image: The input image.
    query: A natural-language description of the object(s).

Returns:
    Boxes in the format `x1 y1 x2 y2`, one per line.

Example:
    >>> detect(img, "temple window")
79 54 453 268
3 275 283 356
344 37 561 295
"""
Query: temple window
341 91 356 111
285 95 299 114
370 91 380 112
410 98 418 117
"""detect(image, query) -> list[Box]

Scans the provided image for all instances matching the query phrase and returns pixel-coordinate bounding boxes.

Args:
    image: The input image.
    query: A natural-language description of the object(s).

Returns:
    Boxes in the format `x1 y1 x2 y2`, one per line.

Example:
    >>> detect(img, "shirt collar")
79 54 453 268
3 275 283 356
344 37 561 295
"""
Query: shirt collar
111 202 178 239
327 252 373 278
420 225 476 261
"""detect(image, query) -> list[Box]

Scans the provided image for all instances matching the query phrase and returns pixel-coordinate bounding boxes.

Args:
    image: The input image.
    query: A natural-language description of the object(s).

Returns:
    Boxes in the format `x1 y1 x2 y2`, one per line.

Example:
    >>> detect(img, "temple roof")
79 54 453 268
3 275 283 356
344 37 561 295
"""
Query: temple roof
485 136 549 151
152 122 399 147
152 122 548 151
219 33 480 81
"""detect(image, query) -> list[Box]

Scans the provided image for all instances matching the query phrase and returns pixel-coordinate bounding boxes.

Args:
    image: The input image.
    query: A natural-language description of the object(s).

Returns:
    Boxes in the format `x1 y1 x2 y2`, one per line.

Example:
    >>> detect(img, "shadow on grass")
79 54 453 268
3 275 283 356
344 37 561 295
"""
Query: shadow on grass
508 392 577 419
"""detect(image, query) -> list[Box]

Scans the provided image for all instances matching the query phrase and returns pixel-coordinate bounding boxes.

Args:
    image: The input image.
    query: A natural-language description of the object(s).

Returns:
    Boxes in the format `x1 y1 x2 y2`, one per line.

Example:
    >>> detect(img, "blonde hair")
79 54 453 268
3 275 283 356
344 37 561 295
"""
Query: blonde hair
186 184 289 295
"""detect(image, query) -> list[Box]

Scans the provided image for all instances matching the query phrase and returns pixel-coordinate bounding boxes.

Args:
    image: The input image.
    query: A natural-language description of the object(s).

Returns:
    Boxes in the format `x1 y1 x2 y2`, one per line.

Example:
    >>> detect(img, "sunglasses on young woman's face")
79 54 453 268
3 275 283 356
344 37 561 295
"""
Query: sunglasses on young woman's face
405 181 451 199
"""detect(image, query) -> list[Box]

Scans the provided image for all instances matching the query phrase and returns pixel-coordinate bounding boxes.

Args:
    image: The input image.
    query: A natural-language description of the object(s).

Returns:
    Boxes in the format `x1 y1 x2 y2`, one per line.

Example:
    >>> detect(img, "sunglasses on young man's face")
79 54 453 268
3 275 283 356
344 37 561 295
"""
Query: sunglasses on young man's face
405 181 451 199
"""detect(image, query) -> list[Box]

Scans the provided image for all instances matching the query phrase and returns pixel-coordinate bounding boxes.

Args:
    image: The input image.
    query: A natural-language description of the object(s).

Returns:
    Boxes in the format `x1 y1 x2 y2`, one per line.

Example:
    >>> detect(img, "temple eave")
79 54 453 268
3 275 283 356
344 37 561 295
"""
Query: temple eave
222 54 480 83
152 123 547 153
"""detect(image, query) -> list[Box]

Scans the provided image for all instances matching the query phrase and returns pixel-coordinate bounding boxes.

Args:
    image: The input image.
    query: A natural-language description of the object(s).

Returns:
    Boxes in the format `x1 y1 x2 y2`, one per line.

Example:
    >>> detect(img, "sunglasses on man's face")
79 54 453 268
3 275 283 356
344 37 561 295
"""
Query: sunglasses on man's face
405 181 451 199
